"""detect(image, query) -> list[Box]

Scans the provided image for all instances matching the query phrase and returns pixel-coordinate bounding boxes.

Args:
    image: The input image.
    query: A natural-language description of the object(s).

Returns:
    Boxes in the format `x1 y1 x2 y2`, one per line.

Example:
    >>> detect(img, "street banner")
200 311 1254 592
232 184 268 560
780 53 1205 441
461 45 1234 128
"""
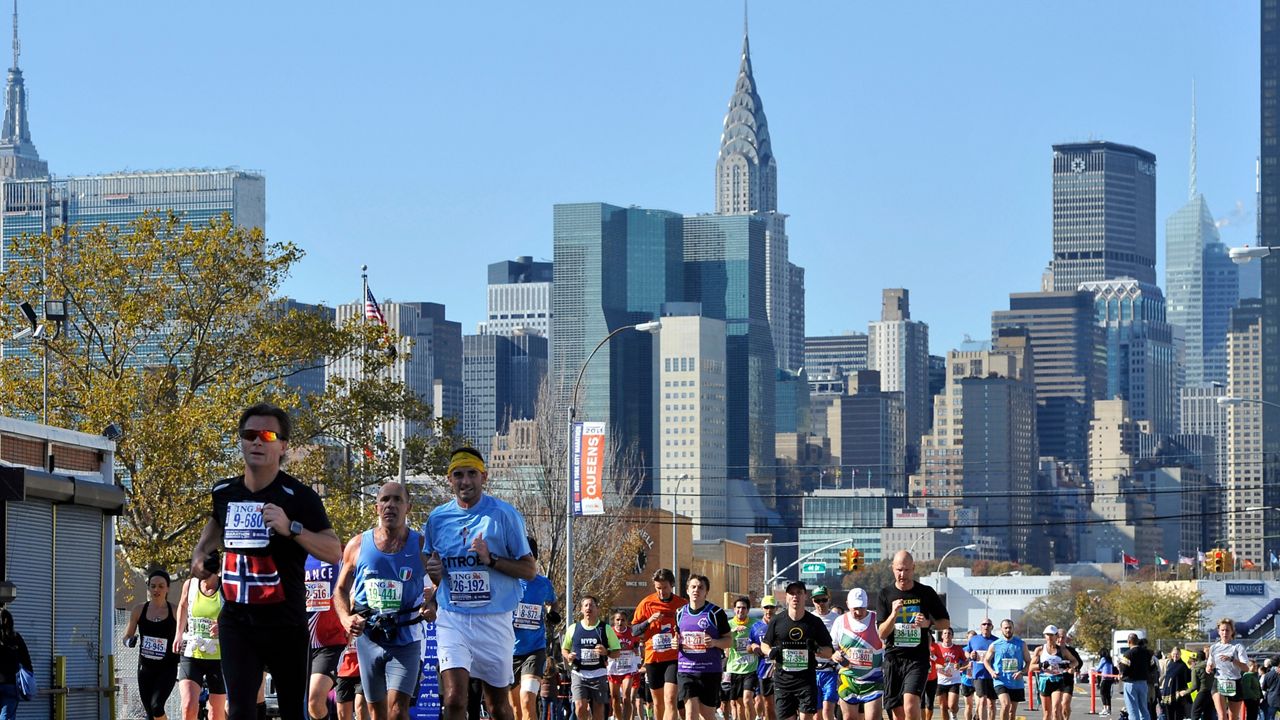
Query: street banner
571 421 607 516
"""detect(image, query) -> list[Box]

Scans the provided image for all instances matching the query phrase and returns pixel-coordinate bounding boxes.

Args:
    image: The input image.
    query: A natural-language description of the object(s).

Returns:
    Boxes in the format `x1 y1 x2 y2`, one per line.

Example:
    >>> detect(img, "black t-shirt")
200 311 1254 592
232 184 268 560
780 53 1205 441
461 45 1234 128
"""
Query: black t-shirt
211 470 332 626
763 611 833 689
876 581 949 660
1119 645 1153 682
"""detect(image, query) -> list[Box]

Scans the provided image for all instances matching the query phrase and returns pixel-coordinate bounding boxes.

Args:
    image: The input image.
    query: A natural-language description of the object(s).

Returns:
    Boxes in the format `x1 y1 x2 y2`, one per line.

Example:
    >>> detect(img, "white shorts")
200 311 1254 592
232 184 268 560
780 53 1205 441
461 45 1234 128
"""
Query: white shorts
435 608 516 688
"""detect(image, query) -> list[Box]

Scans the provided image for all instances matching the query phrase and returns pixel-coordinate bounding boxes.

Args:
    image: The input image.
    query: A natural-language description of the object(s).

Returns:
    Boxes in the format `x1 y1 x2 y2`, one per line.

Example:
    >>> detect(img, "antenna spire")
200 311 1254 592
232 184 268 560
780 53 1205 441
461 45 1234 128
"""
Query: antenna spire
10 0 17 71
744 0 748 37
1190 79 1198 200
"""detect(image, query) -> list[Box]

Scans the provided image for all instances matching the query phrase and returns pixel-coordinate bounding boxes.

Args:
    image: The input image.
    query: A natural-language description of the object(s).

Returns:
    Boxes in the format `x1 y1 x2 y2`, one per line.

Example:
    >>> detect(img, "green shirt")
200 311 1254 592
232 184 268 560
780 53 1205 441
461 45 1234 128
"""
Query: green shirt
726 617 759 674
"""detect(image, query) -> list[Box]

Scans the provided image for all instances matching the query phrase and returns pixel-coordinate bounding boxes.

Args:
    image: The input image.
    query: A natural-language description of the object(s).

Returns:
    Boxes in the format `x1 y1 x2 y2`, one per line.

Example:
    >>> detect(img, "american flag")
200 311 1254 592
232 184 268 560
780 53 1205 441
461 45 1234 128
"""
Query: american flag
222 551 285 605
365 286 386 326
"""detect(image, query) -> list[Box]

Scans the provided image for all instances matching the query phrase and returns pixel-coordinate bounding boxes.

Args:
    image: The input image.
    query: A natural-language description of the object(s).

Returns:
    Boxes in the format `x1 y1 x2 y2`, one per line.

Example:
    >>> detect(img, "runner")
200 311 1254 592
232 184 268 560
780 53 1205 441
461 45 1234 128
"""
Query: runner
305 554 349 720
1056 628 1083 720
1030 625 1072 720
562 595 622 720
189 403 342 720
829 588 883 720
631 568 688 720
173 567 226 720
932 627 967 720
980 619 1028 720
923 630 938 720
336 481 429 720
423 447 536 720
750 595 779 720
810 587 841 720
608 611 643 720
335 636 371 720
876 551 950 720
761 581 834 720
674 575 732 720
1206 618 1249 720
725 597 760 720
125 569 180 720
959 631 977 720
964 620 997 720
511 538 559 720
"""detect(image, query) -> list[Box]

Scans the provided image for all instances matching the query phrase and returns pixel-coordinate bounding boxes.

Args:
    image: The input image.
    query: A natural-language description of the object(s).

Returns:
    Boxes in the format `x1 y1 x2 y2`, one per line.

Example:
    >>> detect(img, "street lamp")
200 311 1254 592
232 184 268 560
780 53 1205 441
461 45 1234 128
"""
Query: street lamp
936 543 977 626
670 473 690 578
1217 396 1280 411
564 319 661 609
12 298 67 425
908 527 953 556
1229 245 1271 264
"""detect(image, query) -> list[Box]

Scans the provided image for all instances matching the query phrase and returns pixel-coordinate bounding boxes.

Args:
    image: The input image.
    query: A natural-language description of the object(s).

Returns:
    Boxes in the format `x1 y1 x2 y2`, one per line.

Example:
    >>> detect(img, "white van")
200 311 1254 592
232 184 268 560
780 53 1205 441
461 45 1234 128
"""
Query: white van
1113 629 1147 657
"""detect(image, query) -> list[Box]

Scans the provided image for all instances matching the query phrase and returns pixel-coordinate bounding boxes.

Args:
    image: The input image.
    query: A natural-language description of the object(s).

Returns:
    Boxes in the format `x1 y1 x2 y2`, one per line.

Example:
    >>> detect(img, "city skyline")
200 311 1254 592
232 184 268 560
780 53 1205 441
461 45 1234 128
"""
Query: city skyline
7 2 1259 355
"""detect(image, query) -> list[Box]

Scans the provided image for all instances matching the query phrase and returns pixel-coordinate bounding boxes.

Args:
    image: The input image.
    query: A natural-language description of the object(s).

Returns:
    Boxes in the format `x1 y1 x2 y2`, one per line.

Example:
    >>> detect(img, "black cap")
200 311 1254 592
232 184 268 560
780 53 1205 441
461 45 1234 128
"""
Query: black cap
785 580 807 595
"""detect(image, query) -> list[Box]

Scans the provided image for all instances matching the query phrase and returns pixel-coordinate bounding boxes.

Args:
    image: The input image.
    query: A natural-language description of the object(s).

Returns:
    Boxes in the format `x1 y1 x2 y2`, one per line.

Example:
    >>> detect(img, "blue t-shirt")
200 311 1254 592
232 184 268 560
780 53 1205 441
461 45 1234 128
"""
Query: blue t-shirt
966 634 997 680
424 493 532 614
990 637 1026 689
350 528 427 646
513 575 557 656
750 619 774 679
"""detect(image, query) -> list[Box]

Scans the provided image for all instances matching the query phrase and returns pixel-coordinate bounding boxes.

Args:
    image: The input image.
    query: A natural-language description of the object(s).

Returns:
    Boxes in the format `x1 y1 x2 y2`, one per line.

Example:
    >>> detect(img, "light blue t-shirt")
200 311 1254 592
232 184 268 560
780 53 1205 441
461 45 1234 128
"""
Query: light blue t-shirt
424 493 532 615
990 637 1026 689
513 575 557 656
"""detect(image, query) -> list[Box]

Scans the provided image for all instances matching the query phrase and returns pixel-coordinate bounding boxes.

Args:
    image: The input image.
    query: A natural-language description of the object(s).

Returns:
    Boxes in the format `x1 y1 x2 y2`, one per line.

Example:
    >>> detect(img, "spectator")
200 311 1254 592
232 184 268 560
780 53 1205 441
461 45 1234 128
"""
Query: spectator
1097 650 1116 716
0 608 32 718
1261 659 1280 720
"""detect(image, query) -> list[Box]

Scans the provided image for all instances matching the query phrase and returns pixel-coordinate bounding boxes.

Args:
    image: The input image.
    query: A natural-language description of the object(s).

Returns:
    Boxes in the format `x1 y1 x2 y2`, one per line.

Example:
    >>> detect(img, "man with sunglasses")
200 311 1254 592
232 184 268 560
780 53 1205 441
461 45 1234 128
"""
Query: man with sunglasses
423 447 536 720
190 403 342 720
964 619 997 720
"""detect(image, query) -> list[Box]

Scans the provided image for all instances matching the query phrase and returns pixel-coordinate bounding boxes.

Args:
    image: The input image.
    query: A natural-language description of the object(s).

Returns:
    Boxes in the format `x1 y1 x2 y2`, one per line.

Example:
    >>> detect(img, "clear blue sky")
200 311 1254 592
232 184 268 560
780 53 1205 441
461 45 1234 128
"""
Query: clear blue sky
20 2 1259 353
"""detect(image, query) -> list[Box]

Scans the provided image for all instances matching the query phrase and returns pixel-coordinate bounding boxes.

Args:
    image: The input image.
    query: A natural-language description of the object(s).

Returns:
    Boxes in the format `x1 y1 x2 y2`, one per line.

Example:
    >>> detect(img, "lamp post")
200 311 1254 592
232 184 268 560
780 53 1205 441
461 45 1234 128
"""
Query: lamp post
908 527 953 557
670 473 690 580
936 543 977 625
12 298 67 425
565 319 661 609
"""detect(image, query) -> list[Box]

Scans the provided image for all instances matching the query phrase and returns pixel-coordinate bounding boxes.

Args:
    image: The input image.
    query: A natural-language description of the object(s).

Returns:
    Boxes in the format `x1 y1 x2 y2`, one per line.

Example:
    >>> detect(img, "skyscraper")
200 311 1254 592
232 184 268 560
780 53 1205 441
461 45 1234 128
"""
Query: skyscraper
826 371 905 496
804 333 869 382
0 3 45 180
1166 92 1239 387
1257 0 1280 563
868 289 929 472
462 332 547 456
550 202 684 493
479 256 553 338
1225 299 1265 564
715 25 801 371
1051 142 1157 291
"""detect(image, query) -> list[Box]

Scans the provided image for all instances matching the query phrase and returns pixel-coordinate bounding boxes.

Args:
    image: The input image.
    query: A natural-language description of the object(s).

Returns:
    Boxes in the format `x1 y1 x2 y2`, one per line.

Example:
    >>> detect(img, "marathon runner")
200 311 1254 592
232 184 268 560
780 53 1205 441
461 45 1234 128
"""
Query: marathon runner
173 567 226 720
959 631 977 720
750 595 779 720
423 447 536 720
811 587 841 720
829 588 883 720
876 551 949 720
1030 625 1073 720
1206 618 1249 720
761 581 834 720
725 597 760 720
1056 627 1083 720
932 627 967 720
964 620 997 720
335 481 428 720
305 554 349 720
124 569 179 720
511 538 558 720
923 630 938 720
335 636 369 720
608 611 643 720
980 619 1028 720
631 568 688 720
562 595 621 720
674 575 732 720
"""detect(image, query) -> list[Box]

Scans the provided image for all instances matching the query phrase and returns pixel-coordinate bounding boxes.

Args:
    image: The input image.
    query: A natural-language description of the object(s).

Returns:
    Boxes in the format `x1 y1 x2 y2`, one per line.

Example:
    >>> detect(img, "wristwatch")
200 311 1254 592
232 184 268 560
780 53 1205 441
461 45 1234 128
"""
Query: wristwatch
289 520 304 538
486 554 497 567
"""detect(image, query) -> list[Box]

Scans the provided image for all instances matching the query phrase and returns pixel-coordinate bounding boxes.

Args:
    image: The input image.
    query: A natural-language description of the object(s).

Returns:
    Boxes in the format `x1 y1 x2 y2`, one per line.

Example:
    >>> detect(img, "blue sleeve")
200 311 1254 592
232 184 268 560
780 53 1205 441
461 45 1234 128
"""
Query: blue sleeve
422 513 436 554
504 505 532 559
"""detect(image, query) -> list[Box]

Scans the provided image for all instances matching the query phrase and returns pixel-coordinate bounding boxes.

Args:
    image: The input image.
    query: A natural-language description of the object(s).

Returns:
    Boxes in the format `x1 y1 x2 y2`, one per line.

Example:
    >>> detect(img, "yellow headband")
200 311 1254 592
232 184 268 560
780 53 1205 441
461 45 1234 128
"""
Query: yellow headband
447 454 486 477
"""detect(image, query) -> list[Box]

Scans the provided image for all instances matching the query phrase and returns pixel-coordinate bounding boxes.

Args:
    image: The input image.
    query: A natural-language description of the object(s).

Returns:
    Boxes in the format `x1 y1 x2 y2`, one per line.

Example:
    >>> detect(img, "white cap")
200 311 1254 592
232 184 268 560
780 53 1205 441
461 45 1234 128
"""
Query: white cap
847 588 869 609
1043 624 1059 636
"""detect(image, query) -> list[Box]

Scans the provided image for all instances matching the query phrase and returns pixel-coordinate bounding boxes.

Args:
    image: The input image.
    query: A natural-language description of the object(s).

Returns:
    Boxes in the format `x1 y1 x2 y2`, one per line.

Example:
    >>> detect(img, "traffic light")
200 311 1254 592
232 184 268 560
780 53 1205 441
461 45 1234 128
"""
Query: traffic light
840 548 857 572
851 548 863 571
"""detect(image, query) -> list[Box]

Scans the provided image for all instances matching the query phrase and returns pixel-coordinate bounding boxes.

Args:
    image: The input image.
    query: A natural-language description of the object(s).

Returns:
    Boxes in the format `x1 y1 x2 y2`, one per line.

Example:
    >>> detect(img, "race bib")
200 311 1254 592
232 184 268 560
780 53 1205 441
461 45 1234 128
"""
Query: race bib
781 647 808 672
140 635 167 661
306 580 332 613
894 623 921 646
224 501 269 548
735 636 750 653
514 602 543 630
1218 678 1237 696
448 570 491 607
682 631 708 652
849 648 874 668
363 578 403 612
651 633 674 653
1001 657 1020 674
615 650 639 673
580 647 600 663
189 616 216 640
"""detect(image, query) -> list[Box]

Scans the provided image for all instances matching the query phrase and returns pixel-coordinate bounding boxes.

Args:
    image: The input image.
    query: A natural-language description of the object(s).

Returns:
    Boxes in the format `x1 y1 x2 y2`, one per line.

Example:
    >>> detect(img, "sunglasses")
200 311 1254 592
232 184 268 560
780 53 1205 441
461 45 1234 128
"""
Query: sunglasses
238 429 282 442
981 622 993 626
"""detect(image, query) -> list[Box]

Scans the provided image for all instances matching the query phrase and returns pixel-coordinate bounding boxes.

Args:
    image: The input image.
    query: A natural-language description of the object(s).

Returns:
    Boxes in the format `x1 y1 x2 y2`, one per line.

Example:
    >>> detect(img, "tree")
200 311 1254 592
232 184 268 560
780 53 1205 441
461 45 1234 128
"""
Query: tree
486 375 644 612
0 213 459 579
1019 577 1113 645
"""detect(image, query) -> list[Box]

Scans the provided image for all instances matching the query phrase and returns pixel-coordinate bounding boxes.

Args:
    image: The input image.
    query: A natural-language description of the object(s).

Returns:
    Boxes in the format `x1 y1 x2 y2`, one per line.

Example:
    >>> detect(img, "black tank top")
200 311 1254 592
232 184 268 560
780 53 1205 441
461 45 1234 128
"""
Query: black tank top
136 601 178 667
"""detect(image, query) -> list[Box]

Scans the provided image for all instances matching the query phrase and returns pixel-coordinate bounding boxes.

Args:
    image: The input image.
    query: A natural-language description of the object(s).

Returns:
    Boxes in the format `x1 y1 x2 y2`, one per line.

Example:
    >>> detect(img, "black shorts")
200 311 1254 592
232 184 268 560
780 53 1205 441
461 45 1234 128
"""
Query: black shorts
310 644 344 680
923 679 938 709
961 684 975 697
678 672 721 708
996 685 1025 703
940 683 962 695
335 675 364 702
760 676 775 698
729 672 760 699
513 650 547 682
775 678 818 719
638 674 652 702
975 677 998 699
177 657 227 695
882 654 930 711
646 660 678 689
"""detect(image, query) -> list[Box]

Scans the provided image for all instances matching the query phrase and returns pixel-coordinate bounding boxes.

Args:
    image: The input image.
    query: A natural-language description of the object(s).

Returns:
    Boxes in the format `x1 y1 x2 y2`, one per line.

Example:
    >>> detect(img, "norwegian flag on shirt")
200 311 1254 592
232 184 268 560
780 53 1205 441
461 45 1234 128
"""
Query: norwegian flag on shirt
222 551 285 605
365 286 386 326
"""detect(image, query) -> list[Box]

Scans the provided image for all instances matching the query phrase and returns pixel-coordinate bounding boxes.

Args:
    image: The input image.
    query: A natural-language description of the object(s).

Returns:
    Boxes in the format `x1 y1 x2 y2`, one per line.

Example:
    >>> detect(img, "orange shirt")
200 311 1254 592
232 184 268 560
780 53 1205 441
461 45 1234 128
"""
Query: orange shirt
631 592 688 664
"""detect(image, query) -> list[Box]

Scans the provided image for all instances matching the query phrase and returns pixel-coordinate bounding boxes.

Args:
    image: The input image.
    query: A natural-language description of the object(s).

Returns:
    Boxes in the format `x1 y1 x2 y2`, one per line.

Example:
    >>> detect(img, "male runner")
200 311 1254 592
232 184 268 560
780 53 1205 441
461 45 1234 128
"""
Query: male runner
750 595 779 720
511 538 559 720
674 575 732 720
562 595 622 720
762 581 834 720
811 587 842 720
981 620 1029 720
631 568 688 720
876 551 949 720
830 588 884 720
726 597 760 720
964 620 997 720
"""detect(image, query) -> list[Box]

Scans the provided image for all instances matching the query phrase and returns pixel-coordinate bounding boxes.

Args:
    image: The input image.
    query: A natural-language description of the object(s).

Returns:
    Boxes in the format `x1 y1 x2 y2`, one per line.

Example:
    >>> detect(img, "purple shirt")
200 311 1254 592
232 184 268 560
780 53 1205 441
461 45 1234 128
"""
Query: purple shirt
677 601 732 674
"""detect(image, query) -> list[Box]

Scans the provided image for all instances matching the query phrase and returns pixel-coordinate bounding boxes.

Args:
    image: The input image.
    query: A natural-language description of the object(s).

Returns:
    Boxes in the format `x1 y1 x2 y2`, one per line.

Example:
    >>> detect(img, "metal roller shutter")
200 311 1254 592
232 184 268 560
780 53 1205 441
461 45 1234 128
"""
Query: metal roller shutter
7 499 54 720
54 504 105 719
